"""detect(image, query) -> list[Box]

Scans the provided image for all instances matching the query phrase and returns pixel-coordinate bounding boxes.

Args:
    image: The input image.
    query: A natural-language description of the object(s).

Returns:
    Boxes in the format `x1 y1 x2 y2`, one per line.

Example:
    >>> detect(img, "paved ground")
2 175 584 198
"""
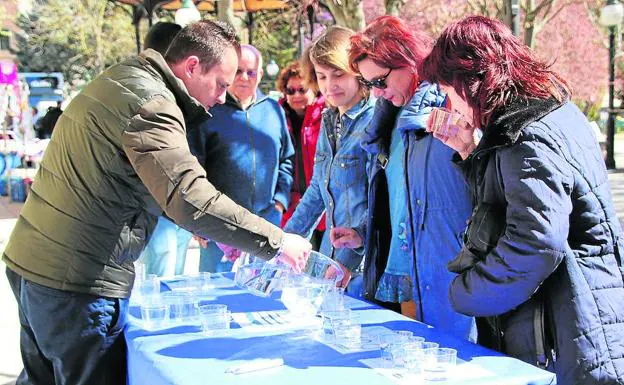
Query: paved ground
0 135 622 384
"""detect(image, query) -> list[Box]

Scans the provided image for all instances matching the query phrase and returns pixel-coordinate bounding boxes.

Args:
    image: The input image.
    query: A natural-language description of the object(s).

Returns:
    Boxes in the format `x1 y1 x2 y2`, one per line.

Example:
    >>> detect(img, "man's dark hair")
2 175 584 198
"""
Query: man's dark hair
144 22 182 55
165 20 240 72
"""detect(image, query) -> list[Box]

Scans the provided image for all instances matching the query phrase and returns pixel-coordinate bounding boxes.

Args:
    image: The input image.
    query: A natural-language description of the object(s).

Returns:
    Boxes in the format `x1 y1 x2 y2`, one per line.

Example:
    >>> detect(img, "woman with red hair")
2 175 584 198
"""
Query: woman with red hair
422 15 624 384
344 16 475 340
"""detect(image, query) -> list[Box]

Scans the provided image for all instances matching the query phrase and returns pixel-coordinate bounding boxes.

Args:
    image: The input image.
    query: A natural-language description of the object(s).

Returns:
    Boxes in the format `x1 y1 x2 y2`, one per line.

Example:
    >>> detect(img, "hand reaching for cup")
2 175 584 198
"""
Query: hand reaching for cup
330 227 363 249
193 234 210 249
216 242 243 262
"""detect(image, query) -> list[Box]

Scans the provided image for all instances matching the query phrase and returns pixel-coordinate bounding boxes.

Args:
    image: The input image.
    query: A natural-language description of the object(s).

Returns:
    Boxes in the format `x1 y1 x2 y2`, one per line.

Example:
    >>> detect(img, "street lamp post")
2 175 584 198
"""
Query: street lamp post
600 0 624 169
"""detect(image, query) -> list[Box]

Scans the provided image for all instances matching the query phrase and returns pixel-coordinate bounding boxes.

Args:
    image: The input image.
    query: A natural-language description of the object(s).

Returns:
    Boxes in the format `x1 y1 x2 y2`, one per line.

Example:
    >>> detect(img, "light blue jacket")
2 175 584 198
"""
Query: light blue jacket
362 82 475 340
284 97 375 271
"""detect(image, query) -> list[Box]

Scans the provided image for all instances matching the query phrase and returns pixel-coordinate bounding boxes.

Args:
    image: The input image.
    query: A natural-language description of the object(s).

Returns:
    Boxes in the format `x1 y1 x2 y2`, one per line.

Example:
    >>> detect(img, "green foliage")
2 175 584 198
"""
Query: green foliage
575 97 603 123
17 0 137 90
249 9 299 86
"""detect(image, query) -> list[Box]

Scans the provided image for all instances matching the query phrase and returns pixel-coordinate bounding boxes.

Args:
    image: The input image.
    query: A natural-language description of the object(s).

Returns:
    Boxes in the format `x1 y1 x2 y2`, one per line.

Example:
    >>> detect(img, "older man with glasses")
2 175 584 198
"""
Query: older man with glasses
188 44 295 272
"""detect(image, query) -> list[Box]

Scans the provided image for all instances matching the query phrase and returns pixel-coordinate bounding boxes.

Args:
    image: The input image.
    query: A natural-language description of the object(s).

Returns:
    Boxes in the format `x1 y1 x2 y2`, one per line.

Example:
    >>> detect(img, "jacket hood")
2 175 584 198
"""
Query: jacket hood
479 95 567 153
361 81 444 156
141 49 209 124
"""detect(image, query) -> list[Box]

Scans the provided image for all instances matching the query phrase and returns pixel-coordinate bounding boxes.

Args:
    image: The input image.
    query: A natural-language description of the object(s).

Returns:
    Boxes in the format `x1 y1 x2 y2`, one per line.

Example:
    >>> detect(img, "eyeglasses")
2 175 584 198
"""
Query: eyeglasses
236 69 258 78
286 87 307 96
359 68 393 90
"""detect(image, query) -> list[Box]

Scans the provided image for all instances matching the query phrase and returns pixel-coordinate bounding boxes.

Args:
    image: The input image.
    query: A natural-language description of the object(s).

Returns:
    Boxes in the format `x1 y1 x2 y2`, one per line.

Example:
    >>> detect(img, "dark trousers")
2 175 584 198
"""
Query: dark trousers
6 267 128 385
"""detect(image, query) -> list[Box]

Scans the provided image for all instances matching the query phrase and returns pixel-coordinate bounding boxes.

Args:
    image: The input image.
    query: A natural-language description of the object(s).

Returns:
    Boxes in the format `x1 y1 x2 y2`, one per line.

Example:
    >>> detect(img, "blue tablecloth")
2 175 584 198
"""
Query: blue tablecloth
125 273 556 385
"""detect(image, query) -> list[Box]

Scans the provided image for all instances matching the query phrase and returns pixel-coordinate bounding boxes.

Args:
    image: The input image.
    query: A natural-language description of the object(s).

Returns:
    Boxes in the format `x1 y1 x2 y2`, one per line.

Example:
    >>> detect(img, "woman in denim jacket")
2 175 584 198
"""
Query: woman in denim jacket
346 16 476 340
284 26 374 284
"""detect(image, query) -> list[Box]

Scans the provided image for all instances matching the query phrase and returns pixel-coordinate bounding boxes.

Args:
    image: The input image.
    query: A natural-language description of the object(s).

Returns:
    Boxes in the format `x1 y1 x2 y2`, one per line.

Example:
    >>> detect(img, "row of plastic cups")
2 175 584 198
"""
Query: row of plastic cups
136 272 213 300
378 330 457 380
140 294 231 331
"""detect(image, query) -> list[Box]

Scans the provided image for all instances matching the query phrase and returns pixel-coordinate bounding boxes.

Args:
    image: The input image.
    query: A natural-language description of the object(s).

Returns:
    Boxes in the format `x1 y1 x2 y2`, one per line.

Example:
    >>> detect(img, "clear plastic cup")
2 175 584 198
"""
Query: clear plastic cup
421 341 440 350
408 336 426 349
423 347 457 380
164 294 199 323
200 308 231 334
334 323 361 350
321 309 352 338
377 333 397 361
141 299 168 329
395 330 413 342
138 274 160 302
321 286 346 311
403 345 426 374
198 272 211 291
199 304 227 315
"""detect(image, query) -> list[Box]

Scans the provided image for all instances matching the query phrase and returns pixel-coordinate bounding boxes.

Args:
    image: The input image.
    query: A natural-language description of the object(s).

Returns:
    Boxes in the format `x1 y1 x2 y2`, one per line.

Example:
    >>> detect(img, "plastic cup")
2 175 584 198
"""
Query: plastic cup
395 330 413 342
321 286 346 311
198 272 211 291
321 309 352 338
199 307 231 334
138 274 160 302
334 323 361 350
377 333 397 361
421 341 440 350
141 300 168 329
423 347 457 381
403 345 426 374
165 295 199 323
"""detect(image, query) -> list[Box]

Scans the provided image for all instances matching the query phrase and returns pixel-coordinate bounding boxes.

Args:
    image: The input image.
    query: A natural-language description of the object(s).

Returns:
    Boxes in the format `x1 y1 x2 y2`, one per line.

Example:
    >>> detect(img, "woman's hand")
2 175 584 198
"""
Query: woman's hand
215 243 243 262
193 234 210 249
427 108 481 160
330 227 363 249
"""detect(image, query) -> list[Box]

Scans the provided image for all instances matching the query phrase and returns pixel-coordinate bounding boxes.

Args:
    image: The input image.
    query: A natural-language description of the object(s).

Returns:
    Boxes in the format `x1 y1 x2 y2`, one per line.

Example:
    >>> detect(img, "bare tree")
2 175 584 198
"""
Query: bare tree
384 0 406 16
306 0 366 31
522 0 579 49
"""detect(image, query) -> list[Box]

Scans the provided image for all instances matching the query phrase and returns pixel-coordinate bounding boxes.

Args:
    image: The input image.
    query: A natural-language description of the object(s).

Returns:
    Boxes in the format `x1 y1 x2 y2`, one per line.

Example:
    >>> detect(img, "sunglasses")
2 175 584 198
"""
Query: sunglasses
359 68 393 90
236 69 258 78
286 87 307 96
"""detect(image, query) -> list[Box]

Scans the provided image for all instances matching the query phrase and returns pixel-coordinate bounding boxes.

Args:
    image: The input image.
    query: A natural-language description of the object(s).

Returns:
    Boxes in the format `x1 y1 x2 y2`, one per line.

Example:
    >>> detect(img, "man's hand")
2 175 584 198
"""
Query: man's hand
275 201 286 213
276 233 312 273
330 227 363 249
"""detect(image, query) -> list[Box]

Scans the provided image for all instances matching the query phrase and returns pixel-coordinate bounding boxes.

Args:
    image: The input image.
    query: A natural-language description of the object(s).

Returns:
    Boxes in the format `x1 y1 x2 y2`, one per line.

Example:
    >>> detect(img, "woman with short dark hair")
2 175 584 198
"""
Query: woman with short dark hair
422 15 624 384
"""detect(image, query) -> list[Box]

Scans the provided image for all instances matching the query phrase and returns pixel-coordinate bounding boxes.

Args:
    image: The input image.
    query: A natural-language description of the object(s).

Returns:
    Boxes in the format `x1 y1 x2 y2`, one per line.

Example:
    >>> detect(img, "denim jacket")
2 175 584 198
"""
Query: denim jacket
284 97 375 271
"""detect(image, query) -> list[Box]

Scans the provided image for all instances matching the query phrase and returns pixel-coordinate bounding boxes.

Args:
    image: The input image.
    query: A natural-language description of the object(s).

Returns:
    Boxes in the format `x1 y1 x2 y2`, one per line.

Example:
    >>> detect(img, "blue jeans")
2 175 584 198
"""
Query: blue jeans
139 216 192 276
6 267 128 385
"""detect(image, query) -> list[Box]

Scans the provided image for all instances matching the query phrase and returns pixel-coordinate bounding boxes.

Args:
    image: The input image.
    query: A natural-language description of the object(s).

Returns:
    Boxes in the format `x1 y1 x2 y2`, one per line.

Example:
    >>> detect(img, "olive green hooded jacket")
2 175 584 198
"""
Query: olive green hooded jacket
3 50 283 298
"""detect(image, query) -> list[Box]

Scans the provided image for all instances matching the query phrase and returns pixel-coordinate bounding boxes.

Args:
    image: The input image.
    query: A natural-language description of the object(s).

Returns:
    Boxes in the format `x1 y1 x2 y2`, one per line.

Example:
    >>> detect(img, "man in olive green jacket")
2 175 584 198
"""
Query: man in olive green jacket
3 21 311 385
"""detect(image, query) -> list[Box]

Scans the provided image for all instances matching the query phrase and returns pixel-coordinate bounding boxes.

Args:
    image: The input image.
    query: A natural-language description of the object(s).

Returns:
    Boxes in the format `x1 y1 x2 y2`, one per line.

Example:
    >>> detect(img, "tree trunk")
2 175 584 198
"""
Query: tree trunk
384 0 406 16
217 0 244 38
324 0 365 31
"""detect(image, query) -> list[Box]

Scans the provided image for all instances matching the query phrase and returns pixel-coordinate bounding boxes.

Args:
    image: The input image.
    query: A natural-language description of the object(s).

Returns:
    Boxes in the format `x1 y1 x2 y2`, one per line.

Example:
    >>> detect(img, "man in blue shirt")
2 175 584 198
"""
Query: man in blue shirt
189 45 295 272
